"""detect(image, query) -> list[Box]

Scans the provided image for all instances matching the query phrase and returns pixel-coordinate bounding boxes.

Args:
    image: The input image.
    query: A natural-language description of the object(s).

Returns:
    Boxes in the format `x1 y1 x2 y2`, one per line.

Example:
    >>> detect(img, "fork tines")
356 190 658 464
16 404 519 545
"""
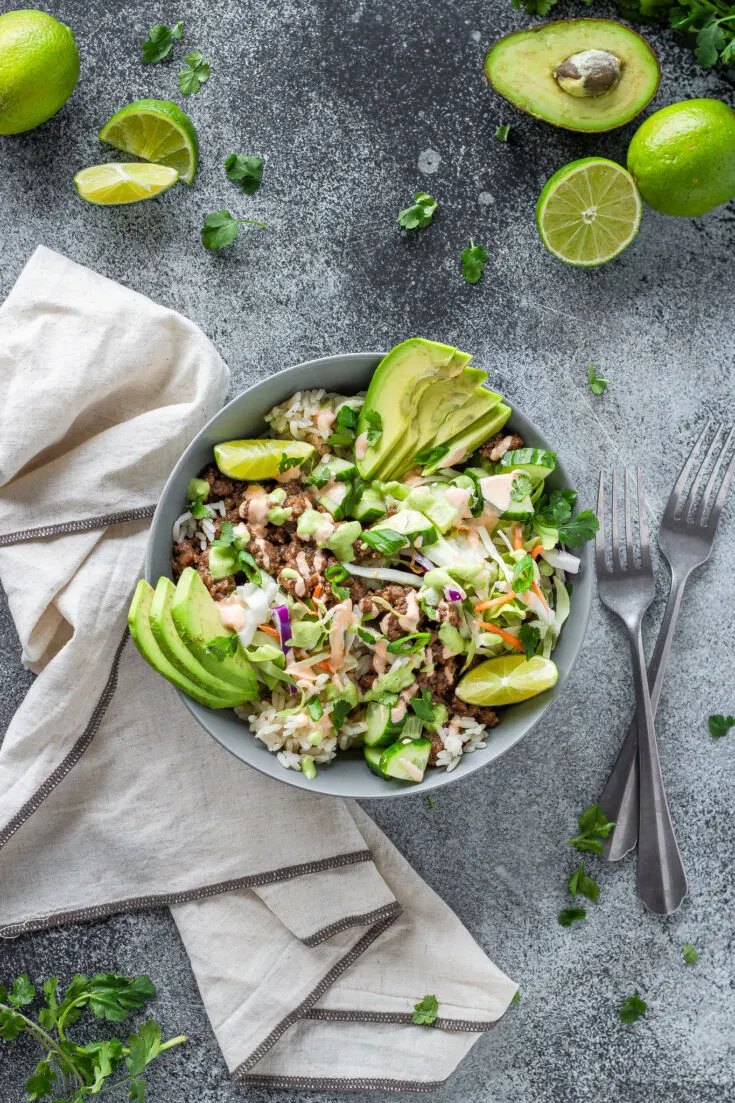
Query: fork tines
596 469 652 575
664 422 735 530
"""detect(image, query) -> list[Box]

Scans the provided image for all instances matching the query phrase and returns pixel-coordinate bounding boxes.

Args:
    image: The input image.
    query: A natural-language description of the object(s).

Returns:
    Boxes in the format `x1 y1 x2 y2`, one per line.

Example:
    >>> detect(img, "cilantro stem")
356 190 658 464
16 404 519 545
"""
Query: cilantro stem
236 218 266 227
120 1033 189 1055
0 1003 85 1091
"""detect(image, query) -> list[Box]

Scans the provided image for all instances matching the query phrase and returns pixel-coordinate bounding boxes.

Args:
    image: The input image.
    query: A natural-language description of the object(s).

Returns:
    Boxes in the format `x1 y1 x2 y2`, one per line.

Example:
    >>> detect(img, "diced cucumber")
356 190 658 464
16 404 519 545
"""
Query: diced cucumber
364 745 386 777
351 486 387 524
319 482 350 520
502 496 534 522
379 737 432 783
364 701 405 747
401 715 423 741
310 454 358 487
374 509 435 542
187 477 210 502
404 486 459 534
497 448 556 485
379 480 411 501
208 545 238 579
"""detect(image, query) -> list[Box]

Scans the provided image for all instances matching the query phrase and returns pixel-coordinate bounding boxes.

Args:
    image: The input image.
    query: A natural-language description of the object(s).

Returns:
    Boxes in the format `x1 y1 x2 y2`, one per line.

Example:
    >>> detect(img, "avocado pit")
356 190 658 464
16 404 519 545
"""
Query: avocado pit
553 49 622 99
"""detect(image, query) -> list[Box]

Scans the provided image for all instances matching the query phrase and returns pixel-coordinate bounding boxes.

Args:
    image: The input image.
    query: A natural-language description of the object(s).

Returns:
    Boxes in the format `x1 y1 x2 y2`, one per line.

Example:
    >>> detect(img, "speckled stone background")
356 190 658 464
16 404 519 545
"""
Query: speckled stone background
1 1 734 1100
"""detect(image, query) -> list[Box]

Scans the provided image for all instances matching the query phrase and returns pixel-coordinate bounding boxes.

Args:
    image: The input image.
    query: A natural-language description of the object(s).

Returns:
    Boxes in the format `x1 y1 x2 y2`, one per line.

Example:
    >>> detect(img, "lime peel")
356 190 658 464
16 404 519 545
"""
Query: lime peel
74 163 179 206
98 99 199 184
456 655 559 707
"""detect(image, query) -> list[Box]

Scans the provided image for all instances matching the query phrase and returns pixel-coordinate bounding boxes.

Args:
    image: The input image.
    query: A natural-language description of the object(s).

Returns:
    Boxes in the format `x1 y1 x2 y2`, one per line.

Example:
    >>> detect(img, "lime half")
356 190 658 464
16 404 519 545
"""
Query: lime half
74 163 179 206
99 99 199 184
214 440 315 480
456 655 558 707
536 157 641 267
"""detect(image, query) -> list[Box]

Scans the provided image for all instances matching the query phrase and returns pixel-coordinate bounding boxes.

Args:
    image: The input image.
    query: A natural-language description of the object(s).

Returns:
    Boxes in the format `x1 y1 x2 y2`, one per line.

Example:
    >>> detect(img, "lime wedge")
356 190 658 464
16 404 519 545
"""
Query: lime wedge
98 99 198 184
74 163 179 205
456 655 558 707
536 157 641 267
214 440 315 480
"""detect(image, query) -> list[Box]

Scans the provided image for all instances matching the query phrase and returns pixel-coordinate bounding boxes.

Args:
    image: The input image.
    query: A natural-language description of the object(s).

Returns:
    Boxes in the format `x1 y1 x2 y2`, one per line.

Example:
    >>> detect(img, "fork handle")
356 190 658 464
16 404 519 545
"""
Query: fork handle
627 621 688 915
599 567 689 861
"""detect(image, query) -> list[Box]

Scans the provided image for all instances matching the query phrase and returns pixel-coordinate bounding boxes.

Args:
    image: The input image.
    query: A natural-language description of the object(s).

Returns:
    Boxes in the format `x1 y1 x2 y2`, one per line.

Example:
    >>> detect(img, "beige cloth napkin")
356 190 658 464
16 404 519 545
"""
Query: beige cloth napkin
0 246 516 1091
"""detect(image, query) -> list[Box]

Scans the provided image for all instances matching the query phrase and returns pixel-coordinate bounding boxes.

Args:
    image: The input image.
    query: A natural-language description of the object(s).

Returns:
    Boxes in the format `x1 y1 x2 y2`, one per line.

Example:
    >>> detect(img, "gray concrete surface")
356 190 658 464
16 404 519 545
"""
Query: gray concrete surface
1 1 734 1100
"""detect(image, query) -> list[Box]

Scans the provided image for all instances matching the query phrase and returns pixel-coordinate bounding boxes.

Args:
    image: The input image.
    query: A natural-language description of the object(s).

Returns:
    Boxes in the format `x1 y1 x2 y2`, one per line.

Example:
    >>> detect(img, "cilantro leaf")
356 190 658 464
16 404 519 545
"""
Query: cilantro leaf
511 989 520 1003
518 623 540 660
536 488 576 528
695 18 725 66
588 364 610 396
360 528 407 556
558 509 599 547
336 404 359 431
708 714 735 739
212 521 235 547
557 907 586 927
8 975 35 1007
513 0 559 12
126 1020 163 1077
129 1080 146 1102
331 698 353 732
414 443 450 467
577 804 615 838
84 974 156 1023
387 631 432 656
238 548 262 585
189 496 212 519
619 991 647 1024
412 994 439 1025
410 688 435 723
495 124 511 142
205 635 239 661
512 553 535 593
24 1059 56 1101
201 209 266 250
567 861 599 901
224 154 264 195
683 943 698 965
179 50 211 95
461 240 489 284
38 978 59 1031
0 1008 26 1040
511 473 533 502
398 192 437 230
141 21 183 64
364 409 383 446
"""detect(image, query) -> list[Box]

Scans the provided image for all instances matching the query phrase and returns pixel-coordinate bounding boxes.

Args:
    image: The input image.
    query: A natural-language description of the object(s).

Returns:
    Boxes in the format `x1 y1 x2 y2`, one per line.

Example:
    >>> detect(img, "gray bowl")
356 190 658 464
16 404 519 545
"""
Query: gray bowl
146 352 592 799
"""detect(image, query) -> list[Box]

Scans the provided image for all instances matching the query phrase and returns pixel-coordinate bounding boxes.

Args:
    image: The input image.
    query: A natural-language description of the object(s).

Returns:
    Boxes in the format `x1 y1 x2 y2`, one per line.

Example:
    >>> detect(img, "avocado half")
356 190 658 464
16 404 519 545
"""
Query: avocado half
485 19 660 133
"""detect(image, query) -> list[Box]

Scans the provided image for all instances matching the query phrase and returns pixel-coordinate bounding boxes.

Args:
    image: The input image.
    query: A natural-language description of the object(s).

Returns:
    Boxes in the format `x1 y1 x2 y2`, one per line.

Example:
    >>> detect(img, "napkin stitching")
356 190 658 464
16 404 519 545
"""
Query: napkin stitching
305 1008 499 1031
302 903 405 946
0 505 157 546
241 1075 447 1092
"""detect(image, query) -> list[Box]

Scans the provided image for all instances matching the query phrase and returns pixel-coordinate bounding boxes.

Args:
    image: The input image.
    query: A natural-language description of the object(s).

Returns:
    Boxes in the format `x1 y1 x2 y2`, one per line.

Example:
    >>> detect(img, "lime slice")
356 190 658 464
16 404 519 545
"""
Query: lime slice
98 99 199 185
214 440 315 480
74 163 179 206
456 655 558 707
536 157 641 267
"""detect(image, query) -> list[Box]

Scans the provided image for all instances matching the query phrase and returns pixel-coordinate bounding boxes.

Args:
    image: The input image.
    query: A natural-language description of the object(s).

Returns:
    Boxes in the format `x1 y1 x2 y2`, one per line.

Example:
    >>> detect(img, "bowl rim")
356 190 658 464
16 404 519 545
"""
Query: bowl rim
145 350 592 799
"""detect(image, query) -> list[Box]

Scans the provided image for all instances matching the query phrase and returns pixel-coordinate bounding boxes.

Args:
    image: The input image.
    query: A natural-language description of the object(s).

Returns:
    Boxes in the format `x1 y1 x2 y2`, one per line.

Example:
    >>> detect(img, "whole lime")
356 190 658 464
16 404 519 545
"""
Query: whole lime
0 9 80 135
627 98 735 217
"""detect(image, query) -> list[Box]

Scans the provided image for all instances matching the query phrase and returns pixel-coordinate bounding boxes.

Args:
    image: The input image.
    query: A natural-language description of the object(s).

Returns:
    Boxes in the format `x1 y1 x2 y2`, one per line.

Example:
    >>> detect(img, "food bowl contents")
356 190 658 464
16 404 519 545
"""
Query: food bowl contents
627 98 735 217
485 19 660 133
130 338 598 785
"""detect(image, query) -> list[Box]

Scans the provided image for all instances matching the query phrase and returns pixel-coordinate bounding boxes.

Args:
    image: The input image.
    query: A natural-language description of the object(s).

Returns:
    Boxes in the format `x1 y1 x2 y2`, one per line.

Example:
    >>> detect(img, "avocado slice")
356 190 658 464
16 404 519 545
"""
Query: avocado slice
171 568 259 697
127 580 244 709
356 338 464 480
485 19 660 133
421 403 512 476
150 577 246 701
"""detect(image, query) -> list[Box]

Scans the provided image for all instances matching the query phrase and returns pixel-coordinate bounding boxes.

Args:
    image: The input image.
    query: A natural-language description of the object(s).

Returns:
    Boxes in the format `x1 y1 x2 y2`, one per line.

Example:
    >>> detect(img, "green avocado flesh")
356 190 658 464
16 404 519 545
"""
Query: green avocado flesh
357 338 509 480
485 19 660 133
127 580 244 709
422 403 511 476
170 567 259 697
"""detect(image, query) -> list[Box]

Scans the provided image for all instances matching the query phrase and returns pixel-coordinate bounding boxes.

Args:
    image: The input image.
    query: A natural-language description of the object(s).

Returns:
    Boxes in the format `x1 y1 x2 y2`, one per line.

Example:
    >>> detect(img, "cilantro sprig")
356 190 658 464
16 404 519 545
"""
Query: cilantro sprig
224 154 264 195
201 210 266 250
461 240 489 284
141 21 183 64
0 972 186 1101
569 804 616 854
708 713 735 739
683 943 698 965
619 991 647 1024
398 192 437 230
495 123 511 142
411 994 439 1025
535 488 599 547
363 409 383 446
179 51 210 95
588 364 610 396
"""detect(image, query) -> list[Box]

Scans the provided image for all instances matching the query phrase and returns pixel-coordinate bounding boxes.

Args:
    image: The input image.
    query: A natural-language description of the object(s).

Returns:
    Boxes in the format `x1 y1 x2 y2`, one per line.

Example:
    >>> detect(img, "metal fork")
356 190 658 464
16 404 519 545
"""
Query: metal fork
599 424 735 862
595 470 687 915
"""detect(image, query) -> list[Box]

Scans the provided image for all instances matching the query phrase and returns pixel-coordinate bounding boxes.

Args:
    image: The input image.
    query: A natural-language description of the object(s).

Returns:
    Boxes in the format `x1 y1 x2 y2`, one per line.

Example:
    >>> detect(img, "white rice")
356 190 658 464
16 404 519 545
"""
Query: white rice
264 390 364 451
433 716 488 772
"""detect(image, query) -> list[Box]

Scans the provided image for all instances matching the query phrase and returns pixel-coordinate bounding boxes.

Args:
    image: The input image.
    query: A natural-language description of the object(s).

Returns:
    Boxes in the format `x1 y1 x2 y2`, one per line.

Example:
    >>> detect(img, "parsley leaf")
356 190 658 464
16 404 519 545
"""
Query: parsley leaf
201 209 266 250
360 528 407 556
238 548 262 585
567 861 599 901
410 688 435 723
683 943 698 965
619 991 647 1024
588 364 610 396
708 713 735 739
495 123 511 142
398 191 437 230
511 473 533 501
558 509 599 547
461 240 489 284
364 409 383 446
412 994 439 1025
224 154 264 195
414 443 450 467
536 488 576 529
141 21 183 64
558 907 586 927
336 404 359 430
179 50 211 95
512 553 535 592
205 635 239 661
518 623 540 660
569 804 615 853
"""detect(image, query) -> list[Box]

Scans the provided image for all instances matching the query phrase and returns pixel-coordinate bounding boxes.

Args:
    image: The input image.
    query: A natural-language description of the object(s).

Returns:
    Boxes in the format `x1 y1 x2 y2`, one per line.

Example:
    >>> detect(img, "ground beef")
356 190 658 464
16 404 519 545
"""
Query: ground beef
201 464 241 509
359 584 414 640
477 431 524 465
171 536 237 600
435 600 462 627
428 731 444 767
415 636 458 702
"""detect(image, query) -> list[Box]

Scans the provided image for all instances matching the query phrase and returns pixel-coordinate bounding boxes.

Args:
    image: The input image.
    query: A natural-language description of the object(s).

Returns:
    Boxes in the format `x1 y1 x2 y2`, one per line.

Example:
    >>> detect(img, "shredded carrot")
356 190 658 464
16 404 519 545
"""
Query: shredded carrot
315 660 333 672
474 592 517 612
409 550 423 575
313 583 323 599
257 623 280 639
531 544 545 559
513 525 524 551
532 580 549 609
475 621 524 651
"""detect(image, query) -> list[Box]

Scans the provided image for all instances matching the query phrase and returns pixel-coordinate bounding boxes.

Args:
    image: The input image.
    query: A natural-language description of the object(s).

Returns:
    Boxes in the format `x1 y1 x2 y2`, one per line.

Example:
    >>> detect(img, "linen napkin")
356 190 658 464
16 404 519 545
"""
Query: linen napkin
0 246 516 1091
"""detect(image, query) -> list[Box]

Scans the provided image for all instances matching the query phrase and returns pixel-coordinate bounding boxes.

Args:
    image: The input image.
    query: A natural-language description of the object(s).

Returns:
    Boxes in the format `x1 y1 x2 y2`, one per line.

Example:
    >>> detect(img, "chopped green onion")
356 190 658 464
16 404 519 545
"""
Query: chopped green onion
386 631 432 655
301 756 317 779
325 564 349 583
